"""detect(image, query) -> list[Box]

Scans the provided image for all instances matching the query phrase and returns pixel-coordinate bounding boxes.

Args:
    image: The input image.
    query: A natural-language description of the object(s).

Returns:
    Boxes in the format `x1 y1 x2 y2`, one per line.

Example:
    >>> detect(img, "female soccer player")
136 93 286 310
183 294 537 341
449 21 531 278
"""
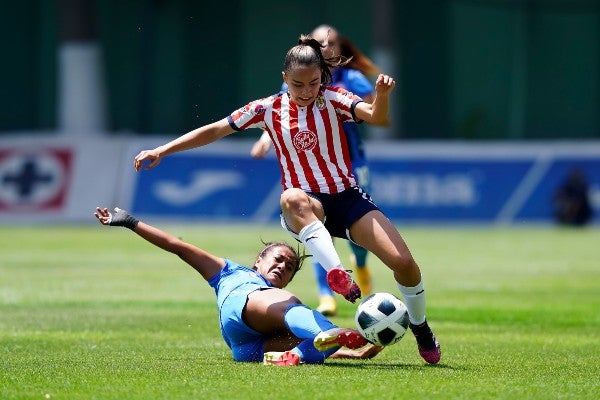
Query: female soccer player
133 35 441 364
93 206 381 366
251 25 379 317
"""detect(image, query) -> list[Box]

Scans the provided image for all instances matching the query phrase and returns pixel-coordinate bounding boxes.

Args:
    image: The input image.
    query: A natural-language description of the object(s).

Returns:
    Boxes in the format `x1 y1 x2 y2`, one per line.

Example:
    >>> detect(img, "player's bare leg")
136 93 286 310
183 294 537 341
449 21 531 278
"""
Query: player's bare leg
280 189 361 302
349 210 441 364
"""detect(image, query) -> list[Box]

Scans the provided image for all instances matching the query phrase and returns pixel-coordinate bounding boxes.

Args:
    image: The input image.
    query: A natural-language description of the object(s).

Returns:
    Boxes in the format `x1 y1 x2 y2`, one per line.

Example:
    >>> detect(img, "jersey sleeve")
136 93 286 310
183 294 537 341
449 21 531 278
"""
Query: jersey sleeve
227 97 271 131
345 70 374 98
327 86 364 123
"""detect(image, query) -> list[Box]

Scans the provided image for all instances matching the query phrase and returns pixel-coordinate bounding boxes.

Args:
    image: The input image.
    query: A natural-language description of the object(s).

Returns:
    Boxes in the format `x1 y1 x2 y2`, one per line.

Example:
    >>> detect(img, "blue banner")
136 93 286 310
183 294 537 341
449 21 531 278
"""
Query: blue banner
131 144 600 224
133 154 282 221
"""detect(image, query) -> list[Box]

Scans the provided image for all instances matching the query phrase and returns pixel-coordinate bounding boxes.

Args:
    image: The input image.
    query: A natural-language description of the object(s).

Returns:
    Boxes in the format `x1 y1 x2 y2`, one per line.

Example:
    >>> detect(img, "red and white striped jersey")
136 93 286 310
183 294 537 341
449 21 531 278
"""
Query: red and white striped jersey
227 86 363 194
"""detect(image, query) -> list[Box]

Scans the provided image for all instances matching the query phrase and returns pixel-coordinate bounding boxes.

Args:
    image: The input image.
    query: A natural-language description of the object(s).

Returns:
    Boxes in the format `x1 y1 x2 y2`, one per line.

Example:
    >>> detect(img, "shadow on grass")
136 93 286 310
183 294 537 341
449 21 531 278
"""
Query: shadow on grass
323 361 463 371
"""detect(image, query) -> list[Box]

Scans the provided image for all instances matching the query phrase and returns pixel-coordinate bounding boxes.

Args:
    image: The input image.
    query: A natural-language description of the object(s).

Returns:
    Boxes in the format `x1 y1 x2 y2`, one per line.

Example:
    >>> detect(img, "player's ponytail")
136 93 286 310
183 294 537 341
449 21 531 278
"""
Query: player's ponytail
339 35 380 77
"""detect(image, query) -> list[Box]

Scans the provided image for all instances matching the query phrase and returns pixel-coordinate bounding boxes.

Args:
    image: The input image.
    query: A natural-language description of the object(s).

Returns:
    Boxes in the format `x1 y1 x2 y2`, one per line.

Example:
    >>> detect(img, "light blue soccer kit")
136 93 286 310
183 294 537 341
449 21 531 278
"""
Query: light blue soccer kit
208 260 340 363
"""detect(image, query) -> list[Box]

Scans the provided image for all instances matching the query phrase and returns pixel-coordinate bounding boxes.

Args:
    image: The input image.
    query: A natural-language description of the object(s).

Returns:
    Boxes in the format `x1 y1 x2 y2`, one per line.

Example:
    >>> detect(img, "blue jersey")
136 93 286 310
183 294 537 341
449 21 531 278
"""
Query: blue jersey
207 260 339 363
209 259 272 310
331 68 373 172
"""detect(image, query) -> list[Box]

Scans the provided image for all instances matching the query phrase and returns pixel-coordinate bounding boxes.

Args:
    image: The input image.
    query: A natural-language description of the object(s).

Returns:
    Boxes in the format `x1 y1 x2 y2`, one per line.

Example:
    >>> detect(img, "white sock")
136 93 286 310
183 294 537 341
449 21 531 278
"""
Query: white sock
298 221 341 271
397 279 426 325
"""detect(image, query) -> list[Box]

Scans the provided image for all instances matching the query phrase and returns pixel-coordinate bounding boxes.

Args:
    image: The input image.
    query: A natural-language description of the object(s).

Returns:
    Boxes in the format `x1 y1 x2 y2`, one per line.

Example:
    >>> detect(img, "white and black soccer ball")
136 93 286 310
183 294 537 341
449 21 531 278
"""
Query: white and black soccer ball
355 292 410 346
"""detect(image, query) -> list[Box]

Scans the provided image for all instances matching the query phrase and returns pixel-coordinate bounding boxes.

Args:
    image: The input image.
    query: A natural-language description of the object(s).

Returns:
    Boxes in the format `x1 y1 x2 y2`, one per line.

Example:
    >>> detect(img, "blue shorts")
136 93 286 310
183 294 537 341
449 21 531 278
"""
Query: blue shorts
220 287 273 362
282 186 380 242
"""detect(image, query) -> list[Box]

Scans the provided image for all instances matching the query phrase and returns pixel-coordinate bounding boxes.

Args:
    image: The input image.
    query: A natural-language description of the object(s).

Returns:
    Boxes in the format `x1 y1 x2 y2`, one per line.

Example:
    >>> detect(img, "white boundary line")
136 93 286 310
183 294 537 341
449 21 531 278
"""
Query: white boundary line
495 151 554 225
251 181 282 224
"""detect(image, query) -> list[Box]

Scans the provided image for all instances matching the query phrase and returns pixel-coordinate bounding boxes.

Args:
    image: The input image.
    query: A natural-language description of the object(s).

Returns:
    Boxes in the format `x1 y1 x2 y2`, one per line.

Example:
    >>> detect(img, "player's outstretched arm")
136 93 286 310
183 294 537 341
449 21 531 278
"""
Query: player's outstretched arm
94 207 225 281
134 118 235 171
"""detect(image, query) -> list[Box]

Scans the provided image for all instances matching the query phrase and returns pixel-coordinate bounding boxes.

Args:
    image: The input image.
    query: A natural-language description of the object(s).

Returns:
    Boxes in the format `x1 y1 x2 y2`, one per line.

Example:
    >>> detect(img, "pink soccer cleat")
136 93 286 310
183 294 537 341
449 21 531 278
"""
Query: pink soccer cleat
326 268 361 303
410 321 442 364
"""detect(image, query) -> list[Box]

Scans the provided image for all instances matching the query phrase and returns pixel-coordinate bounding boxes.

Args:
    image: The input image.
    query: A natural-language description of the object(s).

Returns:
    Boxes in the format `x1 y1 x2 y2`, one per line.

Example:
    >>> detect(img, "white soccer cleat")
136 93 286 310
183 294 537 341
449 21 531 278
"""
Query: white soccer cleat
314 328 368 352
263 351 301 366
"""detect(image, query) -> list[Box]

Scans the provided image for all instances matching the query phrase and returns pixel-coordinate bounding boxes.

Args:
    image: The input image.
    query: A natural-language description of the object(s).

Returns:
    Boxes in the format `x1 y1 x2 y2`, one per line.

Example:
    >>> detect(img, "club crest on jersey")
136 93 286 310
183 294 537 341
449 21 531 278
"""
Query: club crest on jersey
293 130 317 151
315 96 326 110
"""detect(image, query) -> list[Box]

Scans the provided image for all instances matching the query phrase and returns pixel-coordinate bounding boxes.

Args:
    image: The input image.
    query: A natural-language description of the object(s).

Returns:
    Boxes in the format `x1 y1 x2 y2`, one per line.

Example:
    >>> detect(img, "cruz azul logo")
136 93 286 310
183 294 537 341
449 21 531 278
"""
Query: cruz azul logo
292 130 317 151
0 148 72 211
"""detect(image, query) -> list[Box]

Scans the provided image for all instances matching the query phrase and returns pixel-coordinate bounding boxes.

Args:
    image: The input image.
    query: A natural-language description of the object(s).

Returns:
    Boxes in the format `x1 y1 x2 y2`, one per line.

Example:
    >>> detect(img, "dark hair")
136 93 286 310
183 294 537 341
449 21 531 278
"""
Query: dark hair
338 35 380 77
283 35 349 86
258 241 309 278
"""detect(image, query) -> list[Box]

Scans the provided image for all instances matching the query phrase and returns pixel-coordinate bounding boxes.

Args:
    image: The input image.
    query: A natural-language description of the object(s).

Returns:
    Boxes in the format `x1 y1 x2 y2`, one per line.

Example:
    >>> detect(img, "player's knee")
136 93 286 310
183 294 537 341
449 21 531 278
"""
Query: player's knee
388 254 419 276
280 188 310 211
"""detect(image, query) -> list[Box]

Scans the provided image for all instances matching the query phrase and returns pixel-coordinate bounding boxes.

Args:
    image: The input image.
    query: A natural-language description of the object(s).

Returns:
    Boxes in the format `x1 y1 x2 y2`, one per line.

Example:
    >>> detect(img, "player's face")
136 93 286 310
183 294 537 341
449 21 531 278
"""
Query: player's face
256 246 298 288
283 66 321 107
312 28 340 59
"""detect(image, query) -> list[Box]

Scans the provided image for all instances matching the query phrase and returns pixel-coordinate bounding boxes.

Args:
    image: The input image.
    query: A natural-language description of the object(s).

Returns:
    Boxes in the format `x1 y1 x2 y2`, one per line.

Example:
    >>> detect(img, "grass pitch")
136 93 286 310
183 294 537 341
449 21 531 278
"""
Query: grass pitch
1 223 598 399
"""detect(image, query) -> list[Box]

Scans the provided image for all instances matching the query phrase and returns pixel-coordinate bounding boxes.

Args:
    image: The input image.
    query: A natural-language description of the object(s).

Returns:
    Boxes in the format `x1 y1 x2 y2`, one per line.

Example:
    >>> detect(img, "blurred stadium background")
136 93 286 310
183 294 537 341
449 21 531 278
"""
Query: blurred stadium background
1 0 598 224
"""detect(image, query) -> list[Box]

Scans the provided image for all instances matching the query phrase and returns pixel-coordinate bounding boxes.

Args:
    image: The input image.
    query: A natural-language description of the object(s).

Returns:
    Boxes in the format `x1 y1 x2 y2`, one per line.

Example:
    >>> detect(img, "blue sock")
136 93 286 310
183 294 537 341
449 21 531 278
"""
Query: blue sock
313 262 334 296
283 304 336 338
292 339 337 364
349 241 368 267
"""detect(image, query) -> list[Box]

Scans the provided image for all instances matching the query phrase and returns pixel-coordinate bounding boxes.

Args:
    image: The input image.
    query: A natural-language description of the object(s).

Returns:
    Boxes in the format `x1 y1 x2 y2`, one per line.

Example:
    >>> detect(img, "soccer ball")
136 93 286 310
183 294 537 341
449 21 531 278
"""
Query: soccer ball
355 292 410 346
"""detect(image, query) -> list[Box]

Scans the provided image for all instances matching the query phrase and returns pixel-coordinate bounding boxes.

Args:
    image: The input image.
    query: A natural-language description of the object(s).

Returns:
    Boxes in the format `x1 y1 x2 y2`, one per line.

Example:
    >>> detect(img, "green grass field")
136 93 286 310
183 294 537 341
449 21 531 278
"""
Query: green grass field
1 223 598 399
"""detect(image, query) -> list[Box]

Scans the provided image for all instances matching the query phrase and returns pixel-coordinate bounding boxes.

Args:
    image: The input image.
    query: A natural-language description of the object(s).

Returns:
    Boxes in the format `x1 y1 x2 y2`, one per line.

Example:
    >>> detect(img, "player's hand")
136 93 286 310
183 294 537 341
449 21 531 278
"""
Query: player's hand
329 344 385 359
374 74 395 96
250 139 270 159
251 132 272 159
134 149 162 171
94 207 139 230
94 207 112 225
357 344 385 359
